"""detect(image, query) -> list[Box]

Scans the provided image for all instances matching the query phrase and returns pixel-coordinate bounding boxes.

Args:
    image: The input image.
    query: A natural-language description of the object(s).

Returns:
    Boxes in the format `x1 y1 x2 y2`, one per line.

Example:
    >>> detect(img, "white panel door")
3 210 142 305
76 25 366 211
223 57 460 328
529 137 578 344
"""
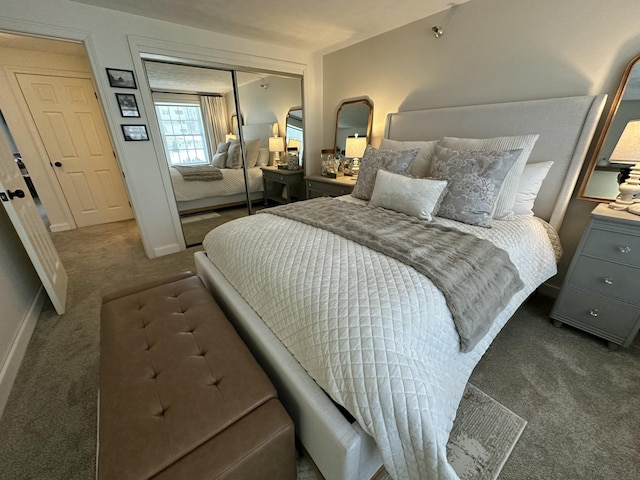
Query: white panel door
16 73 132 228
0 131 67 314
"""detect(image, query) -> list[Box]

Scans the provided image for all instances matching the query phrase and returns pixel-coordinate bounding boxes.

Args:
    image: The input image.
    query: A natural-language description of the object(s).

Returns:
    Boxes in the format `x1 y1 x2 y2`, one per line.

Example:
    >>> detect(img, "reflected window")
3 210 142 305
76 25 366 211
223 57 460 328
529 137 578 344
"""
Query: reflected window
155 101 209 165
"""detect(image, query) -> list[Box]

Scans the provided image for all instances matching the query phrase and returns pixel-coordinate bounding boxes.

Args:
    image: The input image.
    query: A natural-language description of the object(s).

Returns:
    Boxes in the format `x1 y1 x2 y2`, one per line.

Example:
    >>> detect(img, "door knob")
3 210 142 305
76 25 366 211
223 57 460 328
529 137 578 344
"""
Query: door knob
8 189 25 199
54 162 62 167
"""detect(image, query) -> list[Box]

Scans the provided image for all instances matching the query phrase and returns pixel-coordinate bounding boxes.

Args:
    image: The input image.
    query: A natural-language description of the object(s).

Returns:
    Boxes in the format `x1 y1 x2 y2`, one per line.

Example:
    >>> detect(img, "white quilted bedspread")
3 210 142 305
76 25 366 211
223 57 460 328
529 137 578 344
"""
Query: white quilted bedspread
169 166 263 201
202 197 557 479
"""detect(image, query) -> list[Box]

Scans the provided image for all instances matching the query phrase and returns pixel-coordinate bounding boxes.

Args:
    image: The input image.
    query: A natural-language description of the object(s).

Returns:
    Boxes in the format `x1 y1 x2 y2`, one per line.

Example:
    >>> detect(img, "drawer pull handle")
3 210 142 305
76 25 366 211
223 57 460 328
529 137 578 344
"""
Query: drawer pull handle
603 277 614 285
618 246 631 254
589 308 599 317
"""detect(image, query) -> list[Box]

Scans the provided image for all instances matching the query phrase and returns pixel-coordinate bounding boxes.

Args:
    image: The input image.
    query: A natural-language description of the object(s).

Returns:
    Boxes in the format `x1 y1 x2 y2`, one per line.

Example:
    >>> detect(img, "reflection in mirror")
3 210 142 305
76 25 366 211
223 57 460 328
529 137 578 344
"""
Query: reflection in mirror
144 60 302 247
285 107 303 169
334 98 373 155
579 54 640 201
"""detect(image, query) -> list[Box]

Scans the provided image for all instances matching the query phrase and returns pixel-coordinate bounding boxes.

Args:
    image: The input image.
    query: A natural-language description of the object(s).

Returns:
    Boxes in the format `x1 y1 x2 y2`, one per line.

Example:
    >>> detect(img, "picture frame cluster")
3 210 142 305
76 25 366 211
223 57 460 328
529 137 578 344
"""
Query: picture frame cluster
106 68 148 141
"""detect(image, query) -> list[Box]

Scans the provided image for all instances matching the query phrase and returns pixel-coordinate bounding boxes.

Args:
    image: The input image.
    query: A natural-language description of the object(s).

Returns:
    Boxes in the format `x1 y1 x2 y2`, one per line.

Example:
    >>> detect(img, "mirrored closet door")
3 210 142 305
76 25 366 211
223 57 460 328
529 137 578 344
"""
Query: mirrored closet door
143 60 302 247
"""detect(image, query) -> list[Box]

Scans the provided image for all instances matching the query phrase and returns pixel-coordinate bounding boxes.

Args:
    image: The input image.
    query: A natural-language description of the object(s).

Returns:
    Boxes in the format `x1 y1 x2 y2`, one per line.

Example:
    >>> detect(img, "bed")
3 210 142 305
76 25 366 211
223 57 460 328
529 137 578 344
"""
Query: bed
170 123 272 213
194 95 606 479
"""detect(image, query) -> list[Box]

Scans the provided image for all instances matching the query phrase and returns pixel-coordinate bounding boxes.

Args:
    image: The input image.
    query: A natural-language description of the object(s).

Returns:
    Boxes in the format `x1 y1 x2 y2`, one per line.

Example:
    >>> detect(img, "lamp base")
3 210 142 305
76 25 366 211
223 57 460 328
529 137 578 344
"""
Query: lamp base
628 202 640 216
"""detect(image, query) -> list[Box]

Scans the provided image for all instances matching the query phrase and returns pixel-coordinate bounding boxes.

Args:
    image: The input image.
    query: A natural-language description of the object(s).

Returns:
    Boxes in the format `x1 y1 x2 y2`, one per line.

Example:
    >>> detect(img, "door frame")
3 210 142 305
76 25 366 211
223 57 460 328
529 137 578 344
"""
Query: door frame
128 36 306 249
4 65 106 231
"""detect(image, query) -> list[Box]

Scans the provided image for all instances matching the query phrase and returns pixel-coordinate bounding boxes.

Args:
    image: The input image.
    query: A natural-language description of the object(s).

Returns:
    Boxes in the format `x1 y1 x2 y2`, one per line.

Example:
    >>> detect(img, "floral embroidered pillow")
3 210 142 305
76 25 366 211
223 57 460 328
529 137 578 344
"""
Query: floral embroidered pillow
431 145 522 227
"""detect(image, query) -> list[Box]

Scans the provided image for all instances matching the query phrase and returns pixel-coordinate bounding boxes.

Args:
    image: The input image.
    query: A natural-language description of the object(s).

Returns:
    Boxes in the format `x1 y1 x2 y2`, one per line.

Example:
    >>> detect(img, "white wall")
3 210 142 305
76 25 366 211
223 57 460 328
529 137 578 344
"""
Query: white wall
322 0 640 290
0 0 314 258
0 207 43 418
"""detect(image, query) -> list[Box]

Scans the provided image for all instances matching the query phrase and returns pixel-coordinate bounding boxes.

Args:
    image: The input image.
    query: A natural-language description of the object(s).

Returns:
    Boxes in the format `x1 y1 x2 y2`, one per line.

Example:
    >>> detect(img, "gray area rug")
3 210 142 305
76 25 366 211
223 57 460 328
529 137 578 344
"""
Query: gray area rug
296 383 526 480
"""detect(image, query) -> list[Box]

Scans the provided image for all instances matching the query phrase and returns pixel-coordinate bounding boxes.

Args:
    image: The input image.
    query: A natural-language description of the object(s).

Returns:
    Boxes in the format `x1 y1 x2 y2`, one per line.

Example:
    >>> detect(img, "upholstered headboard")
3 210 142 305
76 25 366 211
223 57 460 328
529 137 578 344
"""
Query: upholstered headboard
241 123 274 148
384 95 607 230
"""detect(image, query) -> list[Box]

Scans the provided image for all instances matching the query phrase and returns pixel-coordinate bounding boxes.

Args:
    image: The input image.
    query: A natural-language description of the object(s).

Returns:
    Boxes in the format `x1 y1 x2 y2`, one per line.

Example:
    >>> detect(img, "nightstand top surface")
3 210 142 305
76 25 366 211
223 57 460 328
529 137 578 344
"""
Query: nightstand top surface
261 166 303 176
592 203 640 225
305 174 357 185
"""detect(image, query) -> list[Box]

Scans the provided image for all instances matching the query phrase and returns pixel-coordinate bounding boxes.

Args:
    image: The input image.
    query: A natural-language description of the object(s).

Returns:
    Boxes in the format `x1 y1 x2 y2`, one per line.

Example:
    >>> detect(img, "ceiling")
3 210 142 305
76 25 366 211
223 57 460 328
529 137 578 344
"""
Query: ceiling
71 0 468 53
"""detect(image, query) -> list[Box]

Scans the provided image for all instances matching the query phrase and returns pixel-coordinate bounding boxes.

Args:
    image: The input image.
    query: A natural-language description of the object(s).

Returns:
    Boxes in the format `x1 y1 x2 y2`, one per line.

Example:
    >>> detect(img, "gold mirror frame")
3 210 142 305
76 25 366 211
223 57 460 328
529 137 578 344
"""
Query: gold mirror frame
334 98 373 154
578 54 640 201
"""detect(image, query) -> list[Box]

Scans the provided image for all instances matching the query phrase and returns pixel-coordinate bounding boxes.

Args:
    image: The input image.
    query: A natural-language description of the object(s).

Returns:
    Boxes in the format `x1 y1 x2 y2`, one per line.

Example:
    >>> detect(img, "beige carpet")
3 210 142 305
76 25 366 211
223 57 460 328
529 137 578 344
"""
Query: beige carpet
296 383 526 479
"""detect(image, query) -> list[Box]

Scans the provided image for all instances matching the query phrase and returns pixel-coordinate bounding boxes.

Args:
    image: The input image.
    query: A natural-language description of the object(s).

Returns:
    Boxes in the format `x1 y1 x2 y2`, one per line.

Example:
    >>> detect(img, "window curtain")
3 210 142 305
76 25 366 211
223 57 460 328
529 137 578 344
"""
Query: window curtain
200 95 228 160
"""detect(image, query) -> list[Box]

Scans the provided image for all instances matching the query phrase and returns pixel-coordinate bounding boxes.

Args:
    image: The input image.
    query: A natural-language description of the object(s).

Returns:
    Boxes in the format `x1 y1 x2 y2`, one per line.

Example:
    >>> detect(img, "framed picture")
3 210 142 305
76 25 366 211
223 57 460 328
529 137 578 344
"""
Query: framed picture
115 93 140 118
121 124 149 141
106 68 137 89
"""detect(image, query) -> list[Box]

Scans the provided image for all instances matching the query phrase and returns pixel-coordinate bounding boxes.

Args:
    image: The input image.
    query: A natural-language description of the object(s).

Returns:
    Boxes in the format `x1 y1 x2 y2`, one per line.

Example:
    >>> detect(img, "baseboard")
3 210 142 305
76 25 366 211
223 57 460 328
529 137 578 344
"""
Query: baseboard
0 286 46 420
49 222 73 233
153 243 182 257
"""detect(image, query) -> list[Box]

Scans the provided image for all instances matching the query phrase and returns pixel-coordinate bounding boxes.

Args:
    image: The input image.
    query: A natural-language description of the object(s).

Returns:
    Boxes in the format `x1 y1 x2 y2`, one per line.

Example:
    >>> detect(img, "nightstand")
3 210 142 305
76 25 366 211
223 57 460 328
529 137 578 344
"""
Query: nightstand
550 203 640 348
261 166 304 206
305 175 355 198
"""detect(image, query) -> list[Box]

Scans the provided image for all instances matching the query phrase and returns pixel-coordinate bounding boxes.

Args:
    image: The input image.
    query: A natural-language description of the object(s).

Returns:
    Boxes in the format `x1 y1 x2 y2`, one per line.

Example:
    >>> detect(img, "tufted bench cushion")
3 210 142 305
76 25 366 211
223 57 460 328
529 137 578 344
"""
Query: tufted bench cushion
98 271 295 480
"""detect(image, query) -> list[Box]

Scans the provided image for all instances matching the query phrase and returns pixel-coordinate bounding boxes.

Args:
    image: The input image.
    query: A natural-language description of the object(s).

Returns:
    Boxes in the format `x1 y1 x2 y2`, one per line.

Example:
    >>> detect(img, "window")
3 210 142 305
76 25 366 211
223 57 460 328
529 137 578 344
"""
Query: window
155 101 209 165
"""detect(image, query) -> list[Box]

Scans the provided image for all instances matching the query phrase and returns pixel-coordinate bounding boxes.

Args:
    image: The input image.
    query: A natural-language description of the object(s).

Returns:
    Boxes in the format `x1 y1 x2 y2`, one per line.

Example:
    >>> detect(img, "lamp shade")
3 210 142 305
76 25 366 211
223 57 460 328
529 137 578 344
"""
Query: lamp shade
610 120 640 164
225 133 237 142
269 136 285 152
345 135 367 159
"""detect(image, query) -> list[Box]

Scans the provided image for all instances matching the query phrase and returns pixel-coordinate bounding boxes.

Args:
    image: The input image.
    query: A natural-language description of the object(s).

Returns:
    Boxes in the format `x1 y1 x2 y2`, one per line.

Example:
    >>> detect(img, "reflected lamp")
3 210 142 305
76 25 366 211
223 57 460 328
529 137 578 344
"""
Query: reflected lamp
609 120 640 214
269 136 285 165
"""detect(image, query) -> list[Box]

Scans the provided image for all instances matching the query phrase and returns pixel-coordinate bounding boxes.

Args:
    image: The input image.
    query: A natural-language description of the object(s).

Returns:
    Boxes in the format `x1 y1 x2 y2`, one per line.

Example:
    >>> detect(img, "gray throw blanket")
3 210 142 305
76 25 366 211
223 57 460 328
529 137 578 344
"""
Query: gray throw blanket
173 164 223 181
263 197 524 352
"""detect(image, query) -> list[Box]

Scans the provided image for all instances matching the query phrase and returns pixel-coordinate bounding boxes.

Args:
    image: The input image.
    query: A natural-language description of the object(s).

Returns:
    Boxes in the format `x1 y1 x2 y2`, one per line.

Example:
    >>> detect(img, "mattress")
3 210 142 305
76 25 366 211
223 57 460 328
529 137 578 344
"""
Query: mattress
169 165 263 202
202 196 558 478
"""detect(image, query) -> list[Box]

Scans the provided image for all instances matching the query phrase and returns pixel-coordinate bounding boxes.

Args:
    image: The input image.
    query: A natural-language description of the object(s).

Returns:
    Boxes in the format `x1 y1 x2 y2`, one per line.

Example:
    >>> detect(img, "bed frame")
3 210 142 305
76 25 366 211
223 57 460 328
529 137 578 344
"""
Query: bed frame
195 95 606 479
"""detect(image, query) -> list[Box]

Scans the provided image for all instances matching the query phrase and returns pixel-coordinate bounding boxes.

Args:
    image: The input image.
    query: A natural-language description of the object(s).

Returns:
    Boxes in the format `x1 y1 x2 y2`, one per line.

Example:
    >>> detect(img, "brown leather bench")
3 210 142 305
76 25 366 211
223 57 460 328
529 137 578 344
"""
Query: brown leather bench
98 271 295 480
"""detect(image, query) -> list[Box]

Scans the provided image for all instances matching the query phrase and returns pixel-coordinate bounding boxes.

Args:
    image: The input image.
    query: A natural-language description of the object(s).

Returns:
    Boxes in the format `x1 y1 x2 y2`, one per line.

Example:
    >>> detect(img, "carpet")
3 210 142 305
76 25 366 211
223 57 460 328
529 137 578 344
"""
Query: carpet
296 383 526 479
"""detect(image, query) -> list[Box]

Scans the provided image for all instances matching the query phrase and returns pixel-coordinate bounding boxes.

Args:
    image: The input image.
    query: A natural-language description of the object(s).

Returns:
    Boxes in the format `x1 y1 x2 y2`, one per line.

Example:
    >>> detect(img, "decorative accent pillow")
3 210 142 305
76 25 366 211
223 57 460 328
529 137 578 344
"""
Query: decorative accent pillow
351 145 419 200
369 169 448 220
379 138 439 177
431 145 522 227
244 138 261 168
514 161 553 215
440 134 539 219
216 141 230 154
256 147 269 167
226 143 243 169
211 152 227 168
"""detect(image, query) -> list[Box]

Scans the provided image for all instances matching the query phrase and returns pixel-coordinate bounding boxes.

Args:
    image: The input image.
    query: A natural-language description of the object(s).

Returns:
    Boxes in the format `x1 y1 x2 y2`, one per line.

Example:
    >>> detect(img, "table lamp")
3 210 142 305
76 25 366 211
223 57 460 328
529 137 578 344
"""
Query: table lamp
345 134 367 178
269 136 285 165
608 120 640 214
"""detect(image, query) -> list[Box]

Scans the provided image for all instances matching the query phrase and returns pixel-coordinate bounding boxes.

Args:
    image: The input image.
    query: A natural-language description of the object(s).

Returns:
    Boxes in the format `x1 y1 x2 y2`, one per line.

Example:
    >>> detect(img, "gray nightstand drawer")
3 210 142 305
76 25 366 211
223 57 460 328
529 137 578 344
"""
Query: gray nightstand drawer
570 256 640 306
553 286 640 342
582 227 640 267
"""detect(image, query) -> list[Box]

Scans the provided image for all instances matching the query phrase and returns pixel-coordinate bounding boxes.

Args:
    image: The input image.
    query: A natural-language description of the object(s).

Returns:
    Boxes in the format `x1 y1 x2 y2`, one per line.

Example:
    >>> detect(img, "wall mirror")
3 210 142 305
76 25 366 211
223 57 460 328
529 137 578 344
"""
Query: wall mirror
334 98 373 155
285 106 303 168
579 54 640 201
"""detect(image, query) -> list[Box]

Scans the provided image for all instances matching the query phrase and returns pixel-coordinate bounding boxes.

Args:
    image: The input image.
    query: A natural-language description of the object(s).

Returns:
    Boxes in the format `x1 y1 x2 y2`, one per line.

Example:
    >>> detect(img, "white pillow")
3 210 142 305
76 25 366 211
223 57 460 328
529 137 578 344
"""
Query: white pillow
369 169 448 221
256 147 269 167
379 138 439 177
440 134 539 219
514 161 553 216
244 138 260 168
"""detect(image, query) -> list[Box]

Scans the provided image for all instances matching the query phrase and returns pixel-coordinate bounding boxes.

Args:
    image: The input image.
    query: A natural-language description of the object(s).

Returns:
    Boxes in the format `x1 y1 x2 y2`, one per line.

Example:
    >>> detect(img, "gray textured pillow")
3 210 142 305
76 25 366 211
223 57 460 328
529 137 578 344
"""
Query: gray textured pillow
211 152 227 168
431 145 522 227
351 145 419 200
440 134 539 219
226 143 242 169
216 141 230 154
379 138 439 177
